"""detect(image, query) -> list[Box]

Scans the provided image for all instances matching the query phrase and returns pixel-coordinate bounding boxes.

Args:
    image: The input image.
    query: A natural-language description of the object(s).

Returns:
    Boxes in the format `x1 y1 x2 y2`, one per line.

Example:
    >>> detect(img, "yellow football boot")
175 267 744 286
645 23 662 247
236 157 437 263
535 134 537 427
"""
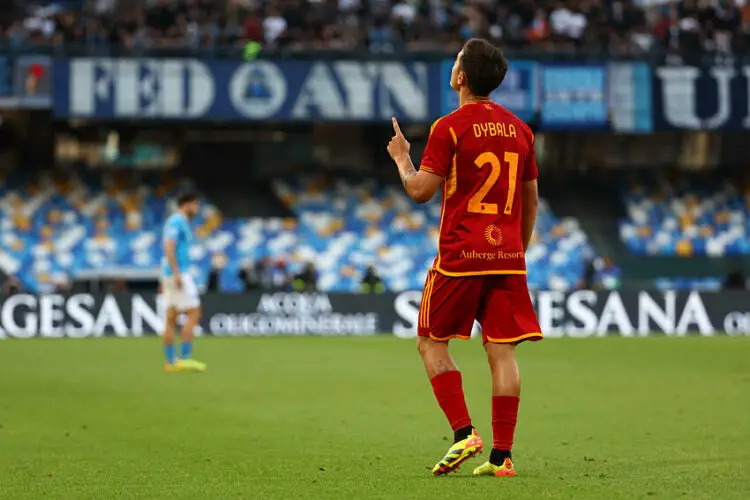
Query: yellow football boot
473 457 516 477
164 362 184 373
432 429 483 476
175 358 207 373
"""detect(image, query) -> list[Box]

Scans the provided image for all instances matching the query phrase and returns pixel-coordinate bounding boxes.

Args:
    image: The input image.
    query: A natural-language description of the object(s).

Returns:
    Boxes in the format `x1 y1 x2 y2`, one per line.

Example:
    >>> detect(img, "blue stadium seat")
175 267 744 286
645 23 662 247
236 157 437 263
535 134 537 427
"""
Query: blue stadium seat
0 172 602 292
619 172 750 258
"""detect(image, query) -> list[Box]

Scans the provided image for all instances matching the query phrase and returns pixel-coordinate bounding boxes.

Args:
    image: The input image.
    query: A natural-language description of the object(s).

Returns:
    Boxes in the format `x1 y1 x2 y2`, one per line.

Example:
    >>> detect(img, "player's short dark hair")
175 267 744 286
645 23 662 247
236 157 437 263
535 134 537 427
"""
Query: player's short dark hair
460 38 508 98
176 190 200 206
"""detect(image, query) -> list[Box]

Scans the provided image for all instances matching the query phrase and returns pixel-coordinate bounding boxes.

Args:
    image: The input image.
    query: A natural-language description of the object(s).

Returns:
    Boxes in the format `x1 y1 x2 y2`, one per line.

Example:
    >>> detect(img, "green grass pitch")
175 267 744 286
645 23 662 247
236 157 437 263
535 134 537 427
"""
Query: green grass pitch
1 336 749 500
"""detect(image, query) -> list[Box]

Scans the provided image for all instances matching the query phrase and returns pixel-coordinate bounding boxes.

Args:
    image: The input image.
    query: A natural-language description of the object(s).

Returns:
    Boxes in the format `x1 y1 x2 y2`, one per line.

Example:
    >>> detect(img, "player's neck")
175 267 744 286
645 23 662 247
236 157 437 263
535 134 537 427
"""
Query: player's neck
459 93 492 107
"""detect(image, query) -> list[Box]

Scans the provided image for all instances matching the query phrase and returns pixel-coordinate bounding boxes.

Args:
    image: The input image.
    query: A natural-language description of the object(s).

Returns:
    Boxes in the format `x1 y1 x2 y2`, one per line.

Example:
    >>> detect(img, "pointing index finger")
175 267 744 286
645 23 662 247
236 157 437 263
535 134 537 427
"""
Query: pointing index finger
392 117 403 137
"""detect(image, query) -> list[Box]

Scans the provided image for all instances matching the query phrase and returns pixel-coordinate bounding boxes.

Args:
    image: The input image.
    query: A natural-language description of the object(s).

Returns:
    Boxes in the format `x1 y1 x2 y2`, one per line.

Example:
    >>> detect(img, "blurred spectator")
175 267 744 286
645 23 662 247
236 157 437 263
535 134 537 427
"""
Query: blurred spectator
361 266 385 294
525 8 551 45
610 0 649 53
54 273 71 293
207 253 226 292
292 262 318 292
580 256 620 290
598 256 620 290
654 0 745 59
239 259 256 291
271 259 290 290
711 0 741 54
392 0 417 25
262 5 287 46
108 279 127 292
7 0 735 57
723 269 747 290
240 257 285 291
583 258 597 289
2 273 22 295
239 258 262 291
549 0 587 47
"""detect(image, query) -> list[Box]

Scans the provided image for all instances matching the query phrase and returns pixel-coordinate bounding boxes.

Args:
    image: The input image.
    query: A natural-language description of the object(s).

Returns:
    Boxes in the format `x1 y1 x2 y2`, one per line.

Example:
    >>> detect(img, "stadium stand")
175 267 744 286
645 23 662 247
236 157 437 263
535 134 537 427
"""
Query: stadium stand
619 172 750 257
7 1 743 294
0 169 224 293
3 0 749 56
0 169 614 293
272 176 610 292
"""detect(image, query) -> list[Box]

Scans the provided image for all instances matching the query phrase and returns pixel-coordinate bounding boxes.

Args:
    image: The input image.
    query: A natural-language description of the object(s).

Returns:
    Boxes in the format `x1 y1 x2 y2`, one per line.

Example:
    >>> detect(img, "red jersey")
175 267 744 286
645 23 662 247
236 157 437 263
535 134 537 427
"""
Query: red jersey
420 101 538 276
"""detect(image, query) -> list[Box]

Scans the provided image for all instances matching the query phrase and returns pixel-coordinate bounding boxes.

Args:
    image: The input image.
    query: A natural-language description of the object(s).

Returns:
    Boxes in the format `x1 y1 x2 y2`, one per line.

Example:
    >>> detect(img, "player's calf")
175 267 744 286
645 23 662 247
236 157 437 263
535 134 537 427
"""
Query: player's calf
417 337 480 474
417 338 472 437
180 306 201 359
174 306 206 372
485 342 521 470
163 307 179 368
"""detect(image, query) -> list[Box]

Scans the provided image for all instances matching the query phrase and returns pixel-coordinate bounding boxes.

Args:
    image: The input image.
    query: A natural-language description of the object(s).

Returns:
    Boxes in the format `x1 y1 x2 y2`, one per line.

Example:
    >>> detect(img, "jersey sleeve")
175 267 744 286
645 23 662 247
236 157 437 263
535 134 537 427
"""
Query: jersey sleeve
522 131 539 182
164 219 179 241
419 117 454 178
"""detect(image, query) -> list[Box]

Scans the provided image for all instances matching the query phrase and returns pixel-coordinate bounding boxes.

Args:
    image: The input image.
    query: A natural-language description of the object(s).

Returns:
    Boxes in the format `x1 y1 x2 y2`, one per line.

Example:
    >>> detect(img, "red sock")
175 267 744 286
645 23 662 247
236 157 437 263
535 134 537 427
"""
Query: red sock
492 396 519 451
430 371 472 432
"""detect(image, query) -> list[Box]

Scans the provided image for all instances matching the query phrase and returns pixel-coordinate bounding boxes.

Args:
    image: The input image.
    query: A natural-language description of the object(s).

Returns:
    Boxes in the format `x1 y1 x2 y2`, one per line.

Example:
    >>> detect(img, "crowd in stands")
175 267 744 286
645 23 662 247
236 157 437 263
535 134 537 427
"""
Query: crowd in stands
2 0 749 55
0 169 607 293
5 165 750 293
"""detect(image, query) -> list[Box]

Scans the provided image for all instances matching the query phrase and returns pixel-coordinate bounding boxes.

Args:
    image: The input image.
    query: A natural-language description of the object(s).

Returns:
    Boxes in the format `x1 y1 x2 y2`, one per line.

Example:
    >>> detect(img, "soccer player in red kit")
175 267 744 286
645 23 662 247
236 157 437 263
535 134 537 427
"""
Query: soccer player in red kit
387 38 542 477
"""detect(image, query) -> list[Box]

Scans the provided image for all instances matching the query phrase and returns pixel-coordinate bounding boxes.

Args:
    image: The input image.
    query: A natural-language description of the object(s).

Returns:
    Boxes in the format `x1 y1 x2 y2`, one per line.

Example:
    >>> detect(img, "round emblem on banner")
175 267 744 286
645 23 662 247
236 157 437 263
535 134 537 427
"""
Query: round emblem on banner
230 62 287 119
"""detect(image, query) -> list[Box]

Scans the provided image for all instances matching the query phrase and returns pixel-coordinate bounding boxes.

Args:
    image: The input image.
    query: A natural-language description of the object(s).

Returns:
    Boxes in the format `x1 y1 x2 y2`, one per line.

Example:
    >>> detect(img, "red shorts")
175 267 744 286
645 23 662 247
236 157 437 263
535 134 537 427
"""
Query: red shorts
417 270 543 344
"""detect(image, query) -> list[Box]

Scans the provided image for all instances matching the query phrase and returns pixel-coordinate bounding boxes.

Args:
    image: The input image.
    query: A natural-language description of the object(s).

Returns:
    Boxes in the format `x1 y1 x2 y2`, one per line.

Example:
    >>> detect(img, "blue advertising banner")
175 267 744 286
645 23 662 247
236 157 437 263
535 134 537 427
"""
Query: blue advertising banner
53 58 442 121
608 62 652 133
440 60 539 122
652 65 750 130
540 64 608 130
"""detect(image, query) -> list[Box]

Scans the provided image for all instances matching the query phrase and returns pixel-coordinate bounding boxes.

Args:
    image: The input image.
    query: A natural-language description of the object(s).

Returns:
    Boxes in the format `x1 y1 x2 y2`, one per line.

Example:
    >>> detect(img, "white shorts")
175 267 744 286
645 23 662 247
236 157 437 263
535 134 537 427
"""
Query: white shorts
161 274 200 312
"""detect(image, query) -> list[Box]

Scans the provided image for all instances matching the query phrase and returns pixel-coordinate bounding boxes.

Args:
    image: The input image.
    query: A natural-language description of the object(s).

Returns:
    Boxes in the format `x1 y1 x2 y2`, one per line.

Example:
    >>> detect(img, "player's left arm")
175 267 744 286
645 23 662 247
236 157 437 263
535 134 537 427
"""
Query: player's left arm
521 131 540 251
163 220 182 280
387 117 446 204
521 180 538 251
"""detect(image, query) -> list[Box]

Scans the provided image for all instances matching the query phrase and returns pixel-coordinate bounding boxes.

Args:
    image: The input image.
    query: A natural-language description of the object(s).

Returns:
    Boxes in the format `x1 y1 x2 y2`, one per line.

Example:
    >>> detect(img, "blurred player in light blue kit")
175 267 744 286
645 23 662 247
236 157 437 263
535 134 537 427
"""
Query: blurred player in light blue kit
161 191 206 373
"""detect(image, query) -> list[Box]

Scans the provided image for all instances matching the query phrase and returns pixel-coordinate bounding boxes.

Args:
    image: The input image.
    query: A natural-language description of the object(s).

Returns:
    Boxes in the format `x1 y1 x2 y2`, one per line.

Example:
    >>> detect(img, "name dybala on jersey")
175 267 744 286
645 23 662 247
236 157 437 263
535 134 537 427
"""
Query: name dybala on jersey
420 101 538 276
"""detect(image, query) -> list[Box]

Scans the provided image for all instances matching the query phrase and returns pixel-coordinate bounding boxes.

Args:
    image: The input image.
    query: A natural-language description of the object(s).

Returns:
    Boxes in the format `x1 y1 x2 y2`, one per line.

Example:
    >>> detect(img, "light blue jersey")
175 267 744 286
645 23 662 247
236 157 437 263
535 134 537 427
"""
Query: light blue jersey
161 213 192 277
